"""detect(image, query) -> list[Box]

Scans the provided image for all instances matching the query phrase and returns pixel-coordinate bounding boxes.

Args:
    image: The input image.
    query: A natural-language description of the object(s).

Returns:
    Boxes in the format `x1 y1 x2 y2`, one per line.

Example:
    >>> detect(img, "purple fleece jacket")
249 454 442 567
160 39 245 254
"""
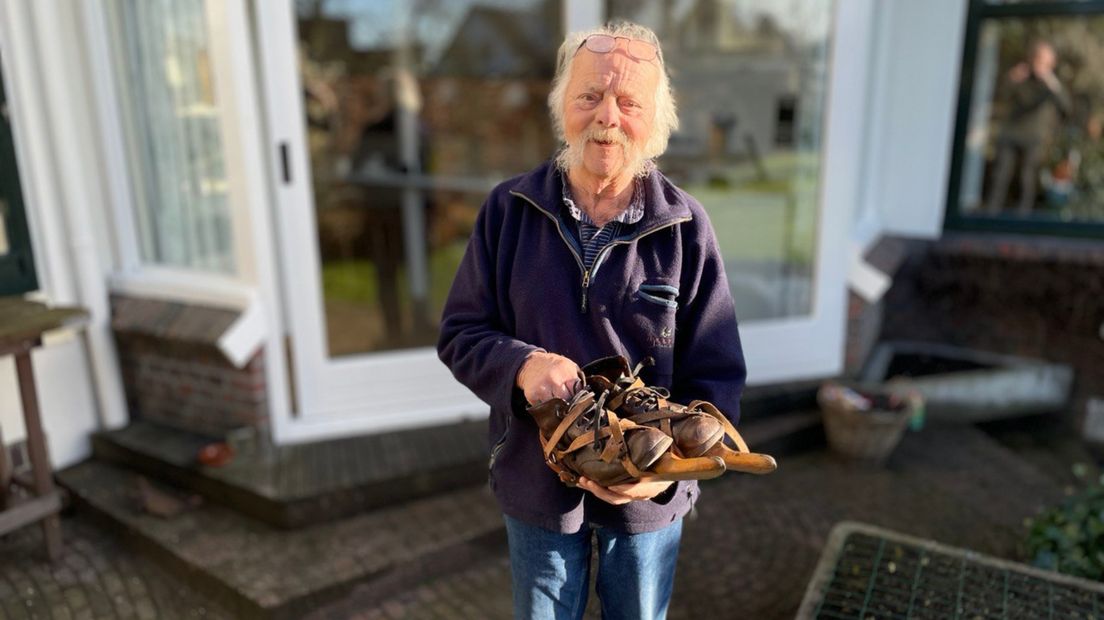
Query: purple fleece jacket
437 160 746 534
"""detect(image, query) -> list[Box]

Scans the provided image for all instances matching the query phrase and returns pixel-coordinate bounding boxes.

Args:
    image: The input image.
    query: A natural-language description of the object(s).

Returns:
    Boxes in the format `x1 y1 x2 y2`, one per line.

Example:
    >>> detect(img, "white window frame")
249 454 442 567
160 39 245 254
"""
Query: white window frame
81 0 259 306
255 1 467 442
78 0 278 377
734 0 875 384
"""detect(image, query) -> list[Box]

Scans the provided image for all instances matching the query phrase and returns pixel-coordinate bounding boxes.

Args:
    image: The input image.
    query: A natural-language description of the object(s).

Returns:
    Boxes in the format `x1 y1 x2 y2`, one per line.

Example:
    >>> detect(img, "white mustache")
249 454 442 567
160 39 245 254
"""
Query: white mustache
582 128 631 146
555 125 652 179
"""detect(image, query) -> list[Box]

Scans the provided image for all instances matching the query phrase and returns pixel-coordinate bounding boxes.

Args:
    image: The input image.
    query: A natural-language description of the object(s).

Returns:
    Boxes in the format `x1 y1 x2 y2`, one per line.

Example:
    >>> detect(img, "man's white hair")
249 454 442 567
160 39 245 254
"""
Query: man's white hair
547 21 679 164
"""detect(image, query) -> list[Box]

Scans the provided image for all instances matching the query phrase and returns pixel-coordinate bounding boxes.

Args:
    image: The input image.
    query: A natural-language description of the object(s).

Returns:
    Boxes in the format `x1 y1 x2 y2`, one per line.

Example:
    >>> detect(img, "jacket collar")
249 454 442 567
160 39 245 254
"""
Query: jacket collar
509 160 693 232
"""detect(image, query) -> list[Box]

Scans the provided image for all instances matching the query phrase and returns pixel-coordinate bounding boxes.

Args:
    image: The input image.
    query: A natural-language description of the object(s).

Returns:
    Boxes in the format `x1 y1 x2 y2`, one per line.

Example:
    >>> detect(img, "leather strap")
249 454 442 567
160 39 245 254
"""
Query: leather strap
628 406 687 425
536 434 577 484
563 427 613 454
621 452 645 480
605 377 644 410
599 411 624 463
688 400 750 453
544 393 594 462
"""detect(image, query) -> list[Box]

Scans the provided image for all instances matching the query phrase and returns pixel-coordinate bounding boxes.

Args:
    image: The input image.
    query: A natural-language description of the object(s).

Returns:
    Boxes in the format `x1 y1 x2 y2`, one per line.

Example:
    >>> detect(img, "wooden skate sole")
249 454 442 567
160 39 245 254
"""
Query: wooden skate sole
642 453 726 482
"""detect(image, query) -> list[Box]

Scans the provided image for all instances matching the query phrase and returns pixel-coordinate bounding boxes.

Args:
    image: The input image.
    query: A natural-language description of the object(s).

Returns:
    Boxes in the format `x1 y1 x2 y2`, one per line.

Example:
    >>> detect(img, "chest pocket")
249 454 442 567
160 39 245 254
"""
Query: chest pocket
625 282 679 385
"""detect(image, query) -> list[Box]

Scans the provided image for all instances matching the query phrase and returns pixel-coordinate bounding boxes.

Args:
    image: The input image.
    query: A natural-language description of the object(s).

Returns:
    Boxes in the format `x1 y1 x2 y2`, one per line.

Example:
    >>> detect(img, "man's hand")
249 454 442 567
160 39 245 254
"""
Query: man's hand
1009 62 1030 83
517 351 581 405
577 477 674 505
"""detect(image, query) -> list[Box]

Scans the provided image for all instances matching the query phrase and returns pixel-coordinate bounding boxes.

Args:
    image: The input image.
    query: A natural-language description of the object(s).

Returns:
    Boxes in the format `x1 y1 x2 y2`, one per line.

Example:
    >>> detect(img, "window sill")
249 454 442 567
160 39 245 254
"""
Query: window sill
109 267 267 367
109 266 254 311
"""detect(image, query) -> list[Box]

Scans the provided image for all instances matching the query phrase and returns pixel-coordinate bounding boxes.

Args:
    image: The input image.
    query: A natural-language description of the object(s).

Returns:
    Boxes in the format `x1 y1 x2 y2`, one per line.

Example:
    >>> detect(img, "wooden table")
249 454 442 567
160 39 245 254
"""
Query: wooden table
0 296 89 560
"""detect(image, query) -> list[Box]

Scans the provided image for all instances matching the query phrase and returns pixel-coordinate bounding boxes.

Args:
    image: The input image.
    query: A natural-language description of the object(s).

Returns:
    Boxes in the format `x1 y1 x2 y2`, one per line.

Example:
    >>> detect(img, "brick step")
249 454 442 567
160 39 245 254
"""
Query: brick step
57 410 826 619
307 553 515 619
91 419 489 528
56 460 507 620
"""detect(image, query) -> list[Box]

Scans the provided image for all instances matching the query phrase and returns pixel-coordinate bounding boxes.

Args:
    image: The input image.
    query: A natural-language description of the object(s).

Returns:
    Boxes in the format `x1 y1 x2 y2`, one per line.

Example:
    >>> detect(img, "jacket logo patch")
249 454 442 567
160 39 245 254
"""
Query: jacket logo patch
652 326 674 348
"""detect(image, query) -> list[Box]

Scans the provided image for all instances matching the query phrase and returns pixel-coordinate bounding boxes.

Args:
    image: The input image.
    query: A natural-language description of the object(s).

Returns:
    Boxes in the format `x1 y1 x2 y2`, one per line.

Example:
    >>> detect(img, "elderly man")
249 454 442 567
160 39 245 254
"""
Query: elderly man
438 21 745 619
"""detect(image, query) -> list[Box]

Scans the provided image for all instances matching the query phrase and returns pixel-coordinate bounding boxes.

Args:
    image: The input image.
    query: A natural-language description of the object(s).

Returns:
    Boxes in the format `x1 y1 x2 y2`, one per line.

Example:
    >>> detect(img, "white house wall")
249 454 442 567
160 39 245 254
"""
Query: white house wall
0 0 126 467
0 342 100 468
862 0 968 240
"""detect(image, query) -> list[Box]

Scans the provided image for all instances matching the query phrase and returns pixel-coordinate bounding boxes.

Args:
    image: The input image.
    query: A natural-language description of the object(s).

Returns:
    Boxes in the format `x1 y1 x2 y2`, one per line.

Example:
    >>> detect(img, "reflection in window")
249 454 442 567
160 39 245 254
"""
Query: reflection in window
0 201 8 256
297 0 560 357
609 0 833 321
106 0 234 273
958 13 1104 225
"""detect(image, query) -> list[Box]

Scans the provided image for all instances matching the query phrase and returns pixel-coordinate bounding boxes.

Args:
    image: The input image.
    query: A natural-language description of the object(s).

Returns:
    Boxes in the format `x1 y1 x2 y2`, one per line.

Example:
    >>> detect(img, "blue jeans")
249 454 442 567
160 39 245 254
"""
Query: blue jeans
504 515 682 620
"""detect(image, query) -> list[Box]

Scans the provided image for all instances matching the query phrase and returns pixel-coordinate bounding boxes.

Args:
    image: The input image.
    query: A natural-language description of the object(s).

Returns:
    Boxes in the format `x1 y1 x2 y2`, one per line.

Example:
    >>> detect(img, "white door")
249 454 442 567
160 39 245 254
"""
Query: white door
254 0 870 441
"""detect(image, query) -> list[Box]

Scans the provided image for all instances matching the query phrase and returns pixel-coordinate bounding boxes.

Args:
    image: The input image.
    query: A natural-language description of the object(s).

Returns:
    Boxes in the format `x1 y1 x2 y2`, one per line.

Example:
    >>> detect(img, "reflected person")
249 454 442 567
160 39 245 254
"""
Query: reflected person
985 41 1071 215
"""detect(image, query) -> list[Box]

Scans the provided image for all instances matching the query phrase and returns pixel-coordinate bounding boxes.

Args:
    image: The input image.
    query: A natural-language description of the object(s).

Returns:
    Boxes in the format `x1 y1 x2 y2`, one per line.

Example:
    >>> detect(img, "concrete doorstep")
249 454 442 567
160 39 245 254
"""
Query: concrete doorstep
55 461 506 620
90 419 489 529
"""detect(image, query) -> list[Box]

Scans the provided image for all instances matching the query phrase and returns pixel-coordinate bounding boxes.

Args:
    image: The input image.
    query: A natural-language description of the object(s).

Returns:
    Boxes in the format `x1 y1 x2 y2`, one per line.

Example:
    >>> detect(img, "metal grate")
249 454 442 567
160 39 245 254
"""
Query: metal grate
798 522 1104 620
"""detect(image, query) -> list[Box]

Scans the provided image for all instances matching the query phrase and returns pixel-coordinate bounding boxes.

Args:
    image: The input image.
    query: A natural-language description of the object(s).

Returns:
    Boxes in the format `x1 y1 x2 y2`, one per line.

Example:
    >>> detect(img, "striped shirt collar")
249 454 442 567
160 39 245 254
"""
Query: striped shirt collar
561 172 645 227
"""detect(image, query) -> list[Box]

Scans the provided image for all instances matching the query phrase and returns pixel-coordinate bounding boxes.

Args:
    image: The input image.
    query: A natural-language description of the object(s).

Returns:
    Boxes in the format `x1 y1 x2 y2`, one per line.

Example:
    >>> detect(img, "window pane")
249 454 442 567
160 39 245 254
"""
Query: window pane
107 0 235 273
957 15 1104 224
298 0 561 357
608 0 833 322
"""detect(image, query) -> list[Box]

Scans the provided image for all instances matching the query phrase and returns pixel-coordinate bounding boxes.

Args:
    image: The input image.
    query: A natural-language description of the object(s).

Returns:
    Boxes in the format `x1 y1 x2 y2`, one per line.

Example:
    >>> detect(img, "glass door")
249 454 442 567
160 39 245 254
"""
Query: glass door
608 0 831 323
256 0 564 434
604 0 864 383
256 0 867 436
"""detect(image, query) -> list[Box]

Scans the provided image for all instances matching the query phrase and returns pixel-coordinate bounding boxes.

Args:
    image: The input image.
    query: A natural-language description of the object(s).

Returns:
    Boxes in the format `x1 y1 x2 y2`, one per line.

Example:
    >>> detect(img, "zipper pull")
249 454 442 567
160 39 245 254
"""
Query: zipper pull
581 270 591 313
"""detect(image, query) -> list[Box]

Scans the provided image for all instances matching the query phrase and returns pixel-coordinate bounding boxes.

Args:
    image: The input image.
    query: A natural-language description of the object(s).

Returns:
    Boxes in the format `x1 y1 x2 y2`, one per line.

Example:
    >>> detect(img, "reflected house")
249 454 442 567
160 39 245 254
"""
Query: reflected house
296 5 562 355
297 17 419 354
632 1 827 322
424 3 559 180
656 1 812 185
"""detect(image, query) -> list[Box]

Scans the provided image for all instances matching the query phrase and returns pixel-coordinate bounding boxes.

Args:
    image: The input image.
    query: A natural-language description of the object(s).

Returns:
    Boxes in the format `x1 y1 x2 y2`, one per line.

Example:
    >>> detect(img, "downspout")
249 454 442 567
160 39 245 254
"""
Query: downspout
29 2 128 430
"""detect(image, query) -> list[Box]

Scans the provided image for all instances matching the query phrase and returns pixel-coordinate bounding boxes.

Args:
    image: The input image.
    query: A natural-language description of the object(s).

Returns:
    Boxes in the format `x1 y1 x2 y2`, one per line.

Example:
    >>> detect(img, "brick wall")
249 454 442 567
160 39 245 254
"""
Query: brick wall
112 296 269 438
870 233 1104 423
843 237 914 376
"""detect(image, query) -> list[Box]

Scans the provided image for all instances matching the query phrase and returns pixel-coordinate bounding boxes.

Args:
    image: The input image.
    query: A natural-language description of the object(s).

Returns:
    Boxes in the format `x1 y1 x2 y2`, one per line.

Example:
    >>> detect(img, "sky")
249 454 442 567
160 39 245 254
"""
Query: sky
302 0 832 58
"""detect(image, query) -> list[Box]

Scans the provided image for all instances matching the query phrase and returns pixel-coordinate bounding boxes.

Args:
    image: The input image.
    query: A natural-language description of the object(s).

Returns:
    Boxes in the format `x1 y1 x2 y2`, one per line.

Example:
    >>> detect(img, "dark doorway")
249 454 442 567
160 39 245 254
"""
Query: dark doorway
0 50 38 296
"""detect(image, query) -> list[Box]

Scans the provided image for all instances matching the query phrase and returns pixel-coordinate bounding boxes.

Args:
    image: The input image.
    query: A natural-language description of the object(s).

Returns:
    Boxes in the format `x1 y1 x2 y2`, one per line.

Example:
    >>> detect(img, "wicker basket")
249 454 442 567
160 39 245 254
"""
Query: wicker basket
817 383 919 464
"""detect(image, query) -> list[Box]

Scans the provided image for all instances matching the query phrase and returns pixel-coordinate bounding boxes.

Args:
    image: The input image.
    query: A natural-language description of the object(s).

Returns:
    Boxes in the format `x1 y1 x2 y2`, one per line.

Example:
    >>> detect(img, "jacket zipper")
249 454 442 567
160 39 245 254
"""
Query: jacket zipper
580 220 692 313
510 189 690 313
581 271 590 313
488 415 511 475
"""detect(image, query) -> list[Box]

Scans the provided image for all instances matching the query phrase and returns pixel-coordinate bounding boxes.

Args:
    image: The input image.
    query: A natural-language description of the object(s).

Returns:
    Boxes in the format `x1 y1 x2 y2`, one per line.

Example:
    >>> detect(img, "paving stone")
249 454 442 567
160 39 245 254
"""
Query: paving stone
58 459 504 617
17 418 1072 620
314 423 1062 619
0 517 231 620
